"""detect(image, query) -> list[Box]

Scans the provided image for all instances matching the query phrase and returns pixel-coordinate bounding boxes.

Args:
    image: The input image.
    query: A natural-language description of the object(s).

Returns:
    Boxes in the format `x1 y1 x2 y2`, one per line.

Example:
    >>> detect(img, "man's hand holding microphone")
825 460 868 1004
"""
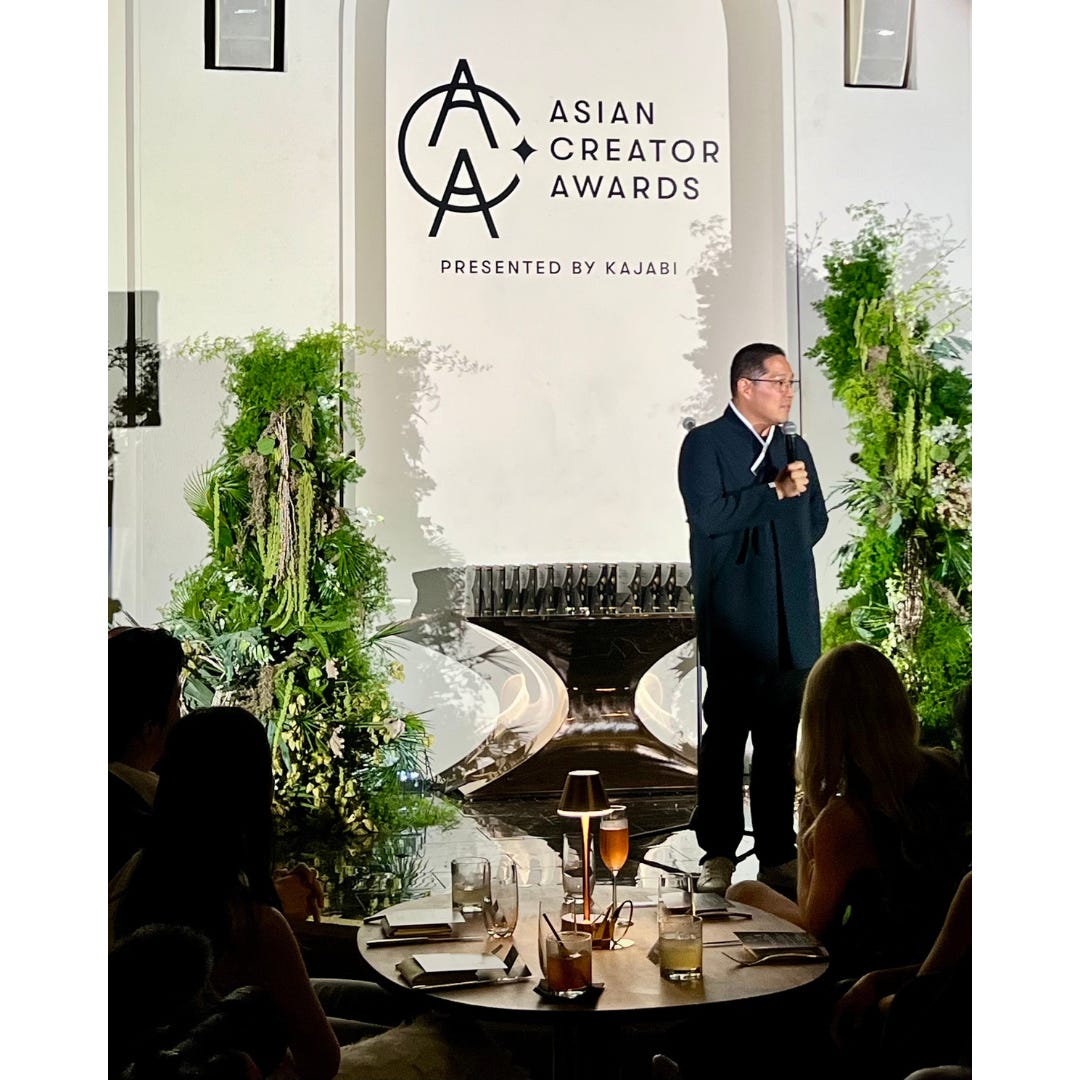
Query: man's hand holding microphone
774 420 809 500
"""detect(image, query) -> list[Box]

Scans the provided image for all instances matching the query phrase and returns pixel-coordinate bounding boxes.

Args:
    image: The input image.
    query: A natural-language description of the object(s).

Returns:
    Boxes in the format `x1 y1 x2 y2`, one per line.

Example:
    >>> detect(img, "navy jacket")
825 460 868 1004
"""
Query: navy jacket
678 406 828 676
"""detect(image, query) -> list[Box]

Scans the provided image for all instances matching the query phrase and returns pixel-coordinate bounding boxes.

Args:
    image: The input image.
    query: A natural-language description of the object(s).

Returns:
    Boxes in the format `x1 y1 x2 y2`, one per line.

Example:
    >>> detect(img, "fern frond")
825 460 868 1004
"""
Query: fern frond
184 465 216 519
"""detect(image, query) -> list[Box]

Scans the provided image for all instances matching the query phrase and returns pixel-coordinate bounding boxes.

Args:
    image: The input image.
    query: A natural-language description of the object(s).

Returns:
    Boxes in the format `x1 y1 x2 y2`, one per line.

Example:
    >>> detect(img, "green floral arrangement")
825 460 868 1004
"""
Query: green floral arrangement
163 325 454 833
809 205 971 740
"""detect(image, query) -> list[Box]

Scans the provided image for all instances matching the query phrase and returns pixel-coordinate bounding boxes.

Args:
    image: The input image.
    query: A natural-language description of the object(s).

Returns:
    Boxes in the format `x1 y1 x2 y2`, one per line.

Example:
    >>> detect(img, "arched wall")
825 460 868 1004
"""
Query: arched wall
354 0 800 612
108 0 971 638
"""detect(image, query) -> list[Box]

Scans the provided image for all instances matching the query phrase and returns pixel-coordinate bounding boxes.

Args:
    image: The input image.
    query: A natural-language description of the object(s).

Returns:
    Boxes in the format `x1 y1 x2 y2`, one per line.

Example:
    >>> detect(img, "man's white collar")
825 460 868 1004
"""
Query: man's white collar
730 401 775 474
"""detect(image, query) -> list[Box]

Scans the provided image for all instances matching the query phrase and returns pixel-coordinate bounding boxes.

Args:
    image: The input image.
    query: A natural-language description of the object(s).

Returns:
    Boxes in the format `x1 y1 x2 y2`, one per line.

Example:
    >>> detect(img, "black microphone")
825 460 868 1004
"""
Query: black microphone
782 420 798 463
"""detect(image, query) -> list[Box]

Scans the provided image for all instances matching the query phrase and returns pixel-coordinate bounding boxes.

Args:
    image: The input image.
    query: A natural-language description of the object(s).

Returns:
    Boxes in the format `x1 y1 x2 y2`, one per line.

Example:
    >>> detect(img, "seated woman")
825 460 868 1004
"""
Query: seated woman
726 643 969 979
831 684 973 1078
832 870 972 1079
111 707 343 1080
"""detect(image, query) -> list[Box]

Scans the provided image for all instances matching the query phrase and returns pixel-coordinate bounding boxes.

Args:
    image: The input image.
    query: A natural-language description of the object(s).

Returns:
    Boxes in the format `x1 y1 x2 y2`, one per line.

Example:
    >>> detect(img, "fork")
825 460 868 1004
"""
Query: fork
722 949 826 967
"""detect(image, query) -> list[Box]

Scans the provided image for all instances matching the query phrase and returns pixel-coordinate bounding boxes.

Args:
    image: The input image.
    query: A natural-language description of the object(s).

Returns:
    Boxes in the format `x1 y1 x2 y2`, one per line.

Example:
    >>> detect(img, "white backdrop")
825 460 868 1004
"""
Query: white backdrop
383 0 733 576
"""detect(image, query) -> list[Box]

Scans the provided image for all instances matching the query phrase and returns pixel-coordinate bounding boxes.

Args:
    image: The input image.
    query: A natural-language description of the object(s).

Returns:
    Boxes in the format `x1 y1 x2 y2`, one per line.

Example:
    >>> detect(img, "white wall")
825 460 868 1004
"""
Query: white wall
376 0 732 598
109 0 349 622
109 0 971 629
788 0 972 611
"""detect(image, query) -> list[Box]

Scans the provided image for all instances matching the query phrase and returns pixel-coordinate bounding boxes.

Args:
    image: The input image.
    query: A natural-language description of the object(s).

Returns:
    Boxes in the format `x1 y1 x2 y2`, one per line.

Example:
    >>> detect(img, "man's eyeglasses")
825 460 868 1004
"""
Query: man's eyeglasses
747 378 799 392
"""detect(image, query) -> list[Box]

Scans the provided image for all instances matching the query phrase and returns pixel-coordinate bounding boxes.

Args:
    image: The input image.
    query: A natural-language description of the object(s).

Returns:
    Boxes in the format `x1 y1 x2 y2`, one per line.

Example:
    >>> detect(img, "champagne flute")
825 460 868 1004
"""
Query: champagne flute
598 805 629 946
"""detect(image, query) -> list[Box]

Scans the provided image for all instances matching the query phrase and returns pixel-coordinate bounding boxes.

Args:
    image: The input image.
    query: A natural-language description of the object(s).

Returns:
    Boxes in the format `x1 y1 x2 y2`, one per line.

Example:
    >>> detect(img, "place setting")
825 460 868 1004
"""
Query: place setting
360 851 534 990
360 761 833 1008
362 769 651 1002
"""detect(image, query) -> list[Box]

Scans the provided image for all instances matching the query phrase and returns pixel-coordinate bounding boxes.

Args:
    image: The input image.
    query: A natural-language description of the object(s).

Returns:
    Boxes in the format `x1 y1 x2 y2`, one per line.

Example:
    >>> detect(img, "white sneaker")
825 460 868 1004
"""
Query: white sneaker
696 856 735 893
756 857 798 893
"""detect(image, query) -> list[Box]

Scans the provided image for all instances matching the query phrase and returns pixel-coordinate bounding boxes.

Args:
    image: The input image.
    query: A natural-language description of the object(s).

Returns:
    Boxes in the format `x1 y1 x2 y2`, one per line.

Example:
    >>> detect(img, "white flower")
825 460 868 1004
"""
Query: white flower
927 420 961 445
353 506 381 528
324 657 339 679
329 726 345 758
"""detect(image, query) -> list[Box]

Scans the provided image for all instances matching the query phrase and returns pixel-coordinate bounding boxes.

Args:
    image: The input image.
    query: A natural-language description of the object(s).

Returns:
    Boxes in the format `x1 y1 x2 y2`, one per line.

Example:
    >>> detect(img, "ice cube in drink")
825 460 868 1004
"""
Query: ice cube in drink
658 915 703 981
544 931 592 997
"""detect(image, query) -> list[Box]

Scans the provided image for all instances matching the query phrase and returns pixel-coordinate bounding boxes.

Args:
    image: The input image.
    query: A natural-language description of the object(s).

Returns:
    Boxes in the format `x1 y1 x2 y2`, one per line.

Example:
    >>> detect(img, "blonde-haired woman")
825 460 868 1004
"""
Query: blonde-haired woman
727 642 969 977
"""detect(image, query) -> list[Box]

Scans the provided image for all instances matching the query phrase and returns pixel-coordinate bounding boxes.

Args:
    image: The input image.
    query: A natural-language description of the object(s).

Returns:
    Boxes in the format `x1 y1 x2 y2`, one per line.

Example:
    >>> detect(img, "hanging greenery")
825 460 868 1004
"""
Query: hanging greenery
809 204 971 741
163 325 454 834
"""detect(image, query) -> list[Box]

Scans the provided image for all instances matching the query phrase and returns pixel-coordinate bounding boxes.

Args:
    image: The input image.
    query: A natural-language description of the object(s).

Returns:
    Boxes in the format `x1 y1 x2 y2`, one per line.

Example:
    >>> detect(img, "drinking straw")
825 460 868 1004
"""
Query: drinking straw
542 912 571 956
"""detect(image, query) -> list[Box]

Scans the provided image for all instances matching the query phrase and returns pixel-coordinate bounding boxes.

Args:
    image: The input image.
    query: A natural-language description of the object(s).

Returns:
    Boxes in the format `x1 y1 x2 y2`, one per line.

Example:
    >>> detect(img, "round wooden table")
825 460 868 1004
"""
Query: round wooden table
356 887 829 1078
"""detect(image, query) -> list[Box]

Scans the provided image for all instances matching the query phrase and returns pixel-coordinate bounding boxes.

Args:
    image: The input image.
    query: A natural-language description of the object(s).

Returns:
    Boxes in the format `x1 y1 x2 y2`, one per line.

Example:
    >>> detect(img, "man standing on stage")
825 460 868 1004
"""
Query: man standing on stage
678 343 828 893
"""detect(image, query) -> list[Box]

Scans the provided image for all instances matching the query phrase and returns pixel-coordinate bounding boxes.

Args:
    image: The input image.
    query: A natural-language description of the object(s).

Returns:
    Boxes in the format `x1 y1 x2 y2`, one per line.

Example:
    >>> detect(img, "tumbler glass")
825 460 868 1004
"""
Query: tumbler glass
544 930 592 997
483 855 518 937
451 856 490 933
657 913 703 981
657 871 693 918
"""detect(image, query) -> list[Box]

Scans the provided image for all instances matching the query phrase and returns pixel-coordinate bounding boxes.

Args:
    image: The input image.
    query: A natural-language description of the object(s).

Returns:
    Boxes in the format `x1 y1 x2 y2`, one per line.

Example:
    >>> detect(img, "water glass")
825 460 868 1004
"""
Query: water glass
451 856 490 932
657 913 703 981
657 871 692 918
484 855 518 937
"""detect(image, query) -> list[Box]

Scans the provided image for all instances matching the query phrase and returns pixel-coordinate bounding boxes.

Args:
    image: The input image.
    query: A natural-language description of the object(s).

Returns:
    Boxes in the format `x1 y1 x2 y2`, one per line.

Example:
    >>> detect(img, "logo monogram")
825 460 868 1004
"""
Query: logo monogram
398 60 534 238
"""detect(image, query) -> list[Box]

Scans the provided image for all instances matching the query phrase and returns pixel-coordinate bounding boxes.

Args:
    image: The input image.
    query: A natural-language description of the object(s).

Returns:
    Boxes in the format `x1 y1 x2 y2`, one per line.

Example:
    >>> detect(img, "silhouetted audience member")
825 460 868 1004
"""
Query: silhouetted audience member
111 706 525 1080
726 643 970 979
830 684 973 1079
110 923 287 1079
111 707 344 1079
648 651 969 1080
110 923 217 1075
109 627 185 877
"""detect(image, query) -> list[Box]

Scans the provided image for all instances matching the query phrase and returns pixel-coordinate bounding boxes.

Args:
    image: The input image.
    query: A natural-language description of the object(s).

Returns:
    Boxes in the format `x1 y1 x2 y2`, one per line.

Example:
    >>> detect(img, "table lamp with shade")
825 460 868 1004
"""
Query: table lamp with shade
557 769 611 921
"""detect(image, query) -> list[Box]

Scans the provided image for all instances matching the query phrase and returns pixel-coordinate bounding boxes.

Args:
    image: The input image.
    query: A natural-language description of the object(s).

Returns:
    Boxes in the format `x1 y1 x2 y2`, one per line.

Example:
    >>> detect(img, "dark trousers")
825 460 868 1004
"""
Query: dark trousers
312 977 416 1044
692 665 808 867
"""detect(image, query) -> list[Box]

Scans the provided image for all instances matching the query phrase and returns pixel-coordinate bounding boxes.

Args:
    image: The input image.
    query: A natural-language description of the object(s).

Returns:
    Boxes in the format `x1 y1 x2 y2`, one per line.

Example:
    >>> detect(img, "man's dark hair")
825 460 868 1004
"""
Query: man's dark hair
109 627 186 760
730 342 786 398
